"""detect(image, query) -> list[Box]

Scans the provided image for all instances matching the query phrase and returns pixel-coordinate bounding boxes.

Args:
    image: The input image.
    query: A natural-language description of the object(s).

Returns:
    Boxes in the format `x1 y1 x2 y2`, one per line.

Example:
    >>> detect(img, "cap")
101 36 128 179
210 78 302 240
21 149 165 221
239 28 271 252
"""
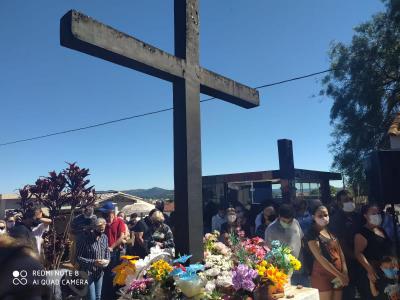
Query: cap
98 201 115 212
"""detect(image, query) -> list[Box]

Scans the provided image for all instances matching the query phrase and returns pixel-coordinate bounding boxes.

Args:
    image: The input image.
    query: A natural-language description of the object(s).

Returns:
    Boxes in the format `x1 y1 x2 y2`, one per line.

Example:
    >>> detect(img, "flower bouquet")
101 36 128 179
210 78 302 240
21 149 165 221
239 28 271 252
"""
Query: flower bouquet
115 231 301 300
265 240 301 276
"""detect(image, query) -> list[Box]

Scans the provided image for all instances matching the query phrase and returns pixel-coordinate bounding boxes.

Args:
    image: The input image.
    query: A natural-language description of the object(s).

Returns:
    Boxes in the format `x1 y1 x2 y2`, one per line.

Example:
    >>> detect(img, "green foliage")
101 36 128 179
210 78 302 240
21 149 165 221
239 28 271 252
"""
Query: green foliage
321 0 400 190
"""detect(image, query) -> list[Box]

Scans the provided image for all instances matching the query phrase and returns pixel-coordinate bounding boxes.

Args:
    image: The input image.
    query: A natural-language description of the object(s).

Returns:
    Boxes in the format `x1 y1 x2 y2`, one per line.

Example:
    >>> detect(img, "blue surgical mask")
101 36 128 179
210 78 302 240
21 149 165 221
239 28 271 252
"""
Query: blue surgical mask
382 268 398 279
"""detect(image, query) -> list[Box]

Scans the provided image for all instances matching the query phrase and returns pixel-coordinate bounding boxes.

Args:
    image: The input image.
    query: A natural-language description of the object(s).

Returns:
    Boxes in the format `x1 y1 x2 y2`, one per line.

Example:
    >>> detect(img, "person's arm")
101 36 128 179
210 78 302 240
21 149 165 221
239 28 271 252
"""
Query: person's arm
135 231 145 246
307 240 344 279
129 231 135 246
337 240 349 286
338 242 348 275
39 217 52 225
354 233 378 282
369 279 379 297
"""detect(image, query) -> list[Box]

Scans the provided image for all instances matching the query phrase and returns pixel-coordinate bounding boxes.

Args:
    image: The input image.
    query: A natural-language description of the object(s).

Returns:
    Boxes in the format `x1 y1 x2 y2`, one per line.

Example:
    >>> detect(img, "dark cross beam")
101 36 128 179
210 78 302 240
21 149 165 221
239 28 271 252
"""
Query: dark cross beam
60 0 260 261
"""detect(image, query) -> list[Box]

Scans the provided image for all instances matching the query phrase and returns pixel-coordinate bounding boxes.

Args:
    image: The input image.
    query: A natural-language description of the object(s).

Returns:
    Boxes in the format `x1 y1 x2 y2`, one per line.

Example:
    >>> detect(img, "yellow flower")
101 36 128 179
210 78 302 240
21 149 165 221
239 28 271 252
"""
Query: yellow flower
288 254 302 271
148 259 173 281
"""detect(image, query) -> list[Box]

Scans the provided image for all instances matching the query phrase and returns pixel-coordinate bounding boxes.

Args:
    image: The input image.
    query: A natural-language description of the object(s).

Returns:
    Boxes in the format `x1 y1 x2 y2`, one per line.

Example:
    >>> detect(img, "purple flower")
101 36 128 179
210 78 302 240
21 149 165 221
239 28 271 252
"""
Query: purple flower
232 264 258 292
128 278 154 293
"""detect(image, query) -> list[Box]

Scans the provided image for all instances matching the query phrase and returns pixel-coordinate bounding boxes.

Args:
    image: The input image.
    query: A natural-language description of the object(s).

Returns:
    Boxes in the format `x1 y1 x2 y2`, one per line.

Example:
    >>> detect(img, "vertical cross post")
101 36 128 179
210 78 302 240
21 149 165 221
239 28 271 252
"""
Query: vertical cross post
173 0 203 260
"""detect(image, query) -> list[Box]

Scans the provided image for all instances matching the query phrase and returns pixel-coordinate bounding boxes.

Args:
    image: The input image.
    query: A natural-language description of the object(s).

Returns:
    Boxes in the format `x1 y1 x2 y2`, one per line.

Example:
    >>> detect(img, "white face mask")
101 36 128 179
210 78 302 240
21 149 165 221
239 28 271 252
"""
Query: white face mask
315 217 329 227
280 220 292 229
342 202 355 213
227 215 236 223
369 214 382 226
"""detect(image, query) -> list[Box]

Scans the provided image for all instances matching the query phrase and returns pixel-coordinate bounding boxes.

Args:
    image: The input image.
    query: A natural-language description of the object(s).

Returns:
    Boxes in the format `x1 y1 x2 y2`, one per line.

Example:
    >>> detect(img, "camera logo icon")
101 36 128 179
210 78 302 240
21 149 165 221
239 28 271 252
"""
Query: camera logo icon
12 270 28 285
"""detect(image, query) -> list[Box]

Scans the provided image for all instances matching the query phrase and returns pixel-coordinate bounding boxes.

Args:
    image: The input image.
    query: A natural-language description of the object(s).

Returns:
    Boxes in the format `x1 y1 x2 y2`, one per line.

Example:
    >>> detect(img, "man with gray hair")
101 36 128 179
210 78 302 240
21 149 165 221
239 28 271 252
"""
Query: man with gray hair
76 217 110 300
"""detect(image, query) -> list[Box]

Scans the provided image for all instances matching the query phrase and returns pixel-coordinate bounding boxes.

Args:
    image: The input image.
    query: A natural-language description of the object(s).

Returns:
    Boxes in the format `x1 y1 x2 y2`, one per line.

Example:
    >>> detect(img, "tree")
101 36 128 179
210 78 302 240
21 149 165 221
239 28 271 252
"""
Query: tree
321 0 400 191
19 163 96 269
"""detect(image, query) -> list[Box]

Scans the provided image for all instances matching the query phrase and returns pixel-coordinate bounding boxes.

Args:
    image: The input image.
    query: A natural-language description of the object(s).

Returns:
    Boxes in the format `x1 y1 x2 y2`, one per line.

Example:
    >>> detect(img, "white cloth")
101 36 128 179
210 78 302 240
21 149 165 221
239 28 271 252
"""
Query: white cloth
32 223 49 255
278 286 319 300
211 214 226 232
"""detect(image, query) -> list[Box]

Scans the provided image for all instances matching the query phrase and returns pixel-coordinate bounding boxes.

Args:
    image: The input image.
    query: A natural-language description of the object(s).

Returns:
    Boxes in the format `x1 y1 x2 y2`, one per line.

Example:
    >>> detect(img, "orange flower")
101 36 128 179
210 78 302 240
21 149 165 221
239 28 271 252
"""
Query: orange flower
257 263 288 289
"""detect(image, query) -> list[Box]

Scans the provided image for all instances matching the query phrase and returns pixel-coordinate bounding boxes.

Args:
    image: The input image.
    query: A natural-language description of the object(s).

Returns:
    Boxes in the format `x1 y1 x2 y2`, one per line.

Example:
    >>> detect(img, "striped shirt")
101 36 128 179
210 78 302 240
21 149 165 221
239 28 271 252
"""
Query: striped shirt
76 232 110 279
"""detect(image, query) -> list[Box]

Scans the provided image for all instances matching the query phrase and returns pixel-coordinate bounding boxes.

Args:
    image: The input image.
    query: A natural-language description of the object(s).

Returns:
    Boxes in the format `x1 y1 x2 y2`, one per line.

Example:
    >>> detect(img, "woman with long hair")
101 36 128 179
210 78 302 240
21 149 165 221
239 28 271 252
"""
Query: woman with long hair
305 205 348 300
354 203 393 299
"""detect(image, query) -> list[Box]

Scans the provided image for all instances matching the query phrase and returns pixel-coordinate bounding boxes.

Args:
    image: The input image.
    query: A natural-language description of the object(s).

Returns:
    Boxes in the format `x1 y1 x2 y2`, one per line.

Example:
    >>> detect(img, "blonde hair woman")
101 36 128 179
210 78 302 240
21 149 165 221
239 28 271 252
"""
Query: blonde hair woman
146 210 174 253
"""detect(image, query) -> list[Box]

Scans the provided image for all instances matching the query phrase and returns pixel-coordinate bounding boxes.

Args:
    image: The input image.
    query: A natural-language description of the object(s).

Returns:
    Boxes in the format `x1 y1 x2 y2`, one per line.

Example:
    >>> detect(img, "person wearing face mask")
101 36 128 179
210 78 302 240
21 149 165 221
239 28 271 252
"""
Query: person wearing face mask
76 218 110 300
265 204 303 258
265 204 306 285
220 208 242 244
8 209 38 253
70 206 97 266
354 203 393 299
98 202 127 299
328 190 361 299
369 256 399 300
255 206 276 238
146 210 174 255
0 220 6 235
211 204 227 232
304 205 348 300
132 209 158 258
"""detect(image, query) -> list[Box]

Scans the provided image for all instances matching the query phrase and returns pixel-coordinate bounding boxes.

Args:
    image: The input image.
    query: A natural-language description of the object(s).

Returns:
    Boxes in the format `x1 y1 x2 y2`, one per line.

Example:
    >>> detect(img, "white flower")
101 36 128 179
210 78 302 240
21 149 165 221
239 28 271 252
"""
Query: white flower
215 271 232 288
205 280 216 293
205 268 220 277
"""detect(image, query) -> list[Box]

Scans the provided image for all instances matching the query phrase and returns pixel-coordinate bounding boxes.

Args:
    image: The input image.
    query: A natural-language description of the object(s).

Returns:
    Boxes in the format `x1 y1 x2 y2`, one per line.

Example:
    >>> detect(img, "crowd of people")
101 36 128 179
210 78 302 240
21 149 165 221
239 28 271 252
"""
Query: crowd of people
207 191 399 300
0 193 398 300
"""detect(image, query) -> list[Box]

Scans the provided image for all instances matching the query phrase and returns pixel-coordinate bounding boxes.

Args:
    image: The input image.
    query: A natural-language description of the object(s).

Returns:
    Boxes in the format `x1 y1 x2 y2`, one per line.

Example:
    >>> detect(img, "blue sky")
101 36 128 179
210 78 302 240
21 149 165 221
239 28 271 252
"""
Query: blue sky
0 0 384 193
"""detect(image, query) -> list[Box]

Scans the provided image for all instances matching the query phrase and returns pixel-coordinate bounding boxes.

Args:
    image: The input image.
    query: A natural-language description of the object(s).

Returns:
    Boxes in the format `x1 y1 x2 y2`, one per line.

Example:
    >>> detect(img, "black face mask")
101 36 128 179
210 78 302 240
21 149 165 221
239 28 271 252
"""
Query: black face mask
153 221 162 228
268 215 277 222
32 219 41 227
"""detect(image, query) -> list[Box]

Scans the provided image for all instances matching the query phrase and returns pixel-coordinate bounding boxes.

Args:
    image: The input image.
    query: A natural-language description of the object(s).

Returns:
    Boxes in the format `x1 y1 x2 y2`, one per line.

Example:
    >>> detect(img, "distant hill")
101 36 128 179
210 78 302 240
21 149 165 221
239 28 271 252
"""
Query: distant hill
124 187 174 200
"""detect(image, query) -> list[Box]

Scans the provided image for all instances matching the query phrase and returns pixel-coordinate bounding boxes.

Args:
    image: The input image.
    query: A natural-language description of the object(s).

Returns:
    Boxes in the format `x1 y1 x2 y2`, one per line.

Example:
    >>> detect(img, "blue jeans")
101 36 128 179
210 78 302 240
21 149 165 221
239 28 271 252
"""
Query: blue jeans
101 250 121 299
88 274 103 300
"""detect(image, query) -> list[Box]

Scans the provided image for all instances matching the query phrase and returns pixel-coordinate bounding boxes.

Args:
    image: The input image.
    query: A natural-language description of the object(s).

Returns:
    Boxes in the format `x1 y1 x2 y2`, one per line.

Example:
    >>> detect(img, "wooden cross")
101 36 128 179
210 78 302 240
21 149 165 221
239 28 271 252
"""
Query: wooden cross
60 0 259 261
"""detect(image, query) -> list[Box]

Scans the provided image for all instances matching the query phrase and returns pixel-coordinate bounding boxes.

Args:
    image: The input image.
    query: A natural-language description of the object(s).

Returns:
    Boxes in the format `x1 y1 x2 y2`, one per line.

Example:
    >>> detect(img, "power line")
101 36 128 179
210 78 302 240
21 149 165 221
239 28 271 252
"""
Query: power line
0 69 332 147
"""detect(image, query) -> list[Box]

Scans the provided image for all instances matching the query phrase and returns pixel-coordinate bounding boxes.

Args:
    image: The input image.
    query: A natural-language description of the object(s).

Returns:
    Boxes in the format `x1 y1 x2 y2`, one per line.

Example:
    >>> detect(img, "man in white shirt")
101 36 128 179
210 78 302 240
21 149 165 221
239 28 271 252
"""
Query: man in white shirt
31 208 52 255
211 204 226 232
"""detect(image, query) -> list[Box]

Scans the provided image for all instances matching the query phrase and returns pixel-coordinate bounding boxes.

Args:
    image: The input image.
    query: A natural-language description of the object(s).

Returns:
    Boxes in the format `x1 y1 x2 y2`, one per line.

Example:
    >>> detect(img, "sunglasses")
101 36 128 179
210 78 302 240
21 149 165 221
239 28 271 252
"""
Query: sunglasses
0 227 5 230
